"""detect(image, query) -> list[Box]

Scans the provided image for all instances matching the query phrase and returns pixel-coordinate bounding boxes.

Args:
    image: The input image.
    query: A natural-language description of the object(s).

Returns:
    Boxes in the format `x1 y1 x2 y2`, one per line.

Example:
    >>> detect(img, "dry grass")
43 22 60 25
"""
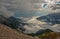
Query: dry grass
0 24 40 39
41 32 60 39
48 32 60 39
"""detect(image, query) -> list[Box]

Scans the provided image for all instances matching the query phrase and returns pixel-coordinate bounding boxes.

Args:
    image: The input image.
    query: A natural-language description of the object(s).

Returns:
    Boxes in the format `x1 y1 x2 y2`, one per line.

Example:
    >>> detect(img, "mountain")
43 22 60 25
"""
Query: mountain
0 15 60 39
28 29 53 36
37 13 60 25
0 15 54 34
0 24 40 39
0 15 28 32
35 29 53 35
0 15 7 24
0 24 60 39
0 15 20 29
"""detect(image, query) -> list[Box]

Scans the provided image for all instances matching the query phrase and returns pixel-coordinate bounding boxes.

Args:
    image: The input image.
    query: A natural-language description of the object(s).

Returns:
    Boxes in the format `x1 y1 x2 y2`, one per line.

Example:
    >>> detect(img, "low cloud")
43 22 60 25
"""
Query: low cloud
22 16 60 33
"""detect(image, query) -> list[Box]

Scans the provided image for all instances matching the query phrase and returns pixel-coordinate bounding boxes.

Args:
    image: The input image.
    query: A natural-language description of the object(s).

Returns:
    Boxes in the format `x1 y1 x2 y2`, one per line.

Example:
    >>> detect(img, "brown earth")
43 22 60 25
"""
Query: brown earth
0 24 40 39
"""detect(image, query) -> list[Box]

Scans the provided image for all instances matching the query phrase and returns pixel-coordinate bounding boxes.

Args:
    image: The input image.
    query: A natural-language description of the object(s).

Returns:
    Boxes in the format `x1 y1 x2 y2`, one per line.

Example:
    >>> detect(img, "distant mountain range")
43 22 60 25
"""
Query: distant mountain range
0 15 53 34
0 15 27 31
37 13 60 25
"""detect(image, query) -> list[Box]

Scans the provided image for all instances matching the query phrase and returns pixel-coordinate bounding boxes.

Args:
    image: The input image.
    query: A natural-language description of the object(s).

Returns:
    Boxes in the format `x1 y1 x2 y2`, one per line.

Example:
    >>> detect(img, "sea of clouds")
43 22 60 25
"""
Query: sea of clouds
22 16 60 34
0 0 60 34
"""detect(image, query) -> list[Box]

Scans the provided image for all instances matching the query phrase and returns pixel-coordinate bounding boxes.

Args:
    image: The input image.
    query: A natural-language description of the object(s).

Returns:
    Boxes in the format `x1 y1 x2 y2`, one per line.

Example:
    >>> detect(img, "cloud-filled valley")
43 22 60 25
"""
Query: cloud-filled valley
0 0 60 35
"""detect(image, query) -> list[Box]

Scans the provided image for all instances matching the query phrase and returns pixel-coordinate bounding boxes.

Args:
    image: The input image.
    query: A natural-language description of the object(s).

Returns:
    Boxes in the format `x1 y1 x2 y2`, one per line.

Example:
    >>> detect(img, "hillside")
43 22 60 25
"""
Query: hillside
0 24 60 39
0 24 40 39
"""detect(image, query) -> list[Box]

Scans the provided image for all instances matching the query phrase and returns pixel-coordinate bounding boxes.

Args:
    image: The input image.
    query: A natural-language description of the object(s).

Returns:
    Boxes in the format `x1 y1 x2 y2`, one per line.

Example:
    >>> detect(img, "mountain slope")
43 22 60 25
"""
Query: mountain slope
0 24 40 39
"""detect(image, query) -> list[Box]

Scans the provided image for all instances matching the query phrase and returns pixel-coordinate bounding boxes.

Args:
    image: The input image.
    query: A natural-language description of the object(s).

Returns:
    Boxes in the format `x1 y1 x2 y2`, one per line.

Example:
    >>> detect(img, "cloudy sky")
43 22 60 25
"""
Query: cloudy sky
0 0 60 18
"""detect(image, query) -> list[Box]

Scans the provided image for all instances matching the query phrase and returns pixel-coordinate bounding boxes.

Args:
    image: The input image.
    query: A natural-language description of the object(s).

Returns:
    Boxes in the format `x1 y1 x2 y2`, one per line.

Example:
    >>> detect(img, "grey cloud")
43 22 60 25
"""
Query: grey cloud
0 0 36 17
0 0 60 18
0 6 14 18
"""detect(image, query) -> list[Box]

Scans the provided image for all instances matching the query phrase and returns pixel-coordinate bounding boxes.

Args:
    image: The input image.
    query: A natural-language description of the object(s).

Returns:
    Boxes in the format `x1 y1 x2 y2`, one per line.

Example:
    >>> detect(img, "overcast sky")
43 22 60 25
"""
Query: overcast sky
0 0 60 18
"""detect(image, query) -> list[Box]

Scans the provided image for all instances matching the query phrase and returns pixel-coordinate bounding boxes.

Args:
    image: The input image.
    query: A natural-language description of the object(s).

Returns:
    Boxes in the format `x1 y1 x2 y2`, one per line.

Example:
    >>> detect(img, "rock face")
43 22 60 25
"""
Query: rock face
0 24 40 39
